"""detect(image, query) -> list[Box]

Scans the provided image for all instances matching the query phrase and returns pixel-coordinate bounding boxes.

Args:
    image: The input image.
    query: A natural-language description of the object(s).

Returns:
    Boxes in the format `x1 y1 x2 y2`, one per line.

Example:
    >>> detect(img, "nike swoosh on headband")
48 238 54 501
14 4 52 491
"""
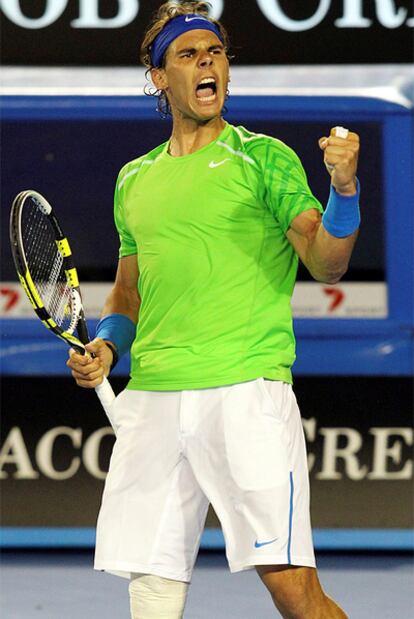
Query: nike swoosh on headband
150 15 224 68
185 16 209 22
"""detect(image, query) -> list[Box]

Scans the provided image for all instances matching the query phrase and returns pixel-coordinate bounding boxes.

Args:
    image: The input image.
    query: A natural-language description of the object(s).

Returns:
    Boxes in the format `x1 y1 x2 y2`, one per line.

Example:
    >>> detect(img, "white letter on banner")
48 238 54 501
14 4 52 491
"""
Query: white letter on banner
368 428 413 480
72 0 139 28
0 0 67 29
0 427 39 479
336 0 408 28
83 427 114 480
36 427 81 480
256 0 330 32
317 428 368 480
374 0 408 28
335 0 372 27
209 0 224 20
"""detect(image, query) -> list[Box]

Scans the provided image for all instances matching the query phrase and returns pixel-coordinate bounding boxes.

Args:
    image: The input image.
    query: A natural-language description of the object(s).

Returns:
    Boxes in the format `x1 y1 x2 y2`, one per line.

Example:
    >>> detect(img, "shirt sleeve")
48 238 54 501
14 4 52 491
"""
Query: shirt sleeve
113 169 137 258
261 139 323 234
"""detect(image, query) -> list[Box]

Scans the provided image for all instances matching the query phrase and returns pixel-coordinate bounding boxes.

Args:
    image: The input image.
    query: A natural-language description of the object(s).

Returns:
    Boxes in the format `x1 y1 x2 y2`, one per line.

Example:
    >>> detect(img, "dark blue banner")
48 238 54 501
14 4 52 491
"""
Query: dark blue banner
1 1 413 65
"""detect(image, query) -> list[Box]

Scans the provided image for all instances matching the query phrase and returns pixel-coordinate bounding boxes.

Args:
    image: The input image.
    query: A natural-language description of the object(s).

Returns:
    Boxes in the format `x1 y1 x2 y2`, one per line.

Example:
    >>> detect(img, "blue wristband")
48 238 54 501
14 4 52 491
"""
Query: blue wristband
322 179 361 238
95 314 136 364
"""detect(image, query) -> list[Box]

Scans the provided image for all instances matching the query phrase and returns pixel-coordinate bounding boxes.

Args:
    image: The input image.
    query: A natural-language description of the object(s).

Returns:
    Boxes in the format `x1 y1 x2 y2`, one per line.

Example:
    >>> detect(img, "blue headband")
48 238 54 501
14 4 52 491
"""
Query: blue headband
150 14 224 68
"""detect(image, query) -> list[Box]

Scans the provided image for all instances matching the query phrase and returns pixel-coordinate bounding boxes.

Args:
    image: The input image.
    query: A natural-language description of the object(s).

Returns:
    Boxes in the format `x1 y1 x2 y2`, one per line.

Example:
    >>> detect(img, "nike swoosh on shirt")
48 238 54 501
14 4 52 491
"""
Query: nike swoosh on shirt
209 159 230 168
185 15 208 22
254 538 278 548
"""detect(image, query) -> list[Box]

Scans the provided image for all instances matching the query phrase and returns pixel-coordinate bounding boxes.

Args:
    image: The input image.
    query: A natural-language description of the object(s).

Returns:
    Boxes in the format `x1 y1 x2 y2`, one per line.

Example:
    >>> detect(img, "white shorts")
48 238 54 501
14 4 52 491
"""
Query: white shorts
94 378 315 581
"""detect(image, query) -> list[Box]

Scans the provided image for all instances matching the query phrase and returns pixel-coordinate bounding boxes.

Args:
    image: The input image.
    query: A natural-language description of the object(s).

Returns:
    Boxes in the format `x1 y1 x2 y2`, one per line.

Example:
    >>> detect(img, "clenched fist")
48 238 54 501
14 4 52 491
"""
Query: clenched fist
67 338 113 389
319 127 360 196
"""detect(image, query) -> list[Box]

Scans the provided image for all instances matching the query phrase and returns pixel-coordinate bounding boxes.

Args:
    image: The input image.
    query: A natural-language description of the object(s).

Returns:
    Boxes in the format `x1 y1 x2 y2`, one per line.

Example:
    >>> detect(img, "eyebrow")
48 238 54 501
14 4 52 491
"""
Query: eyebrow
176 44 225 55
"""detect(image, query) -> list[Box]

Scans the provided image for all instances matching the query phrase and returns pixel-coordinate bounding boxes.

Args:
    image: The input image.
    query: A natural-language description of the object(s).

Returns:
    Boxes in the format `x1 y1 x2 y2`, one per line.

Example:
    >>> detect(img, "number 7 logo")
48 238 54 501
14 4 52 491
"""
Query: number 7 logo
323 287 345 312
0 287 20 312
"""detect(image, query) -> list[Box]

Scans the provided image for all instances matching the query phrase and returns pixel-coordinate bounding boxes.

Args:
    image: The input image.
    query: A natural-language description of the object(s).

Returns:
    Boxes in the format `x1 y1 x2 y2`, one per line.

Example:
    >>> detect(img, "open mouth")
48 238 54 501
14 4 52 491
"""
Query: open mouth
195 77 217 102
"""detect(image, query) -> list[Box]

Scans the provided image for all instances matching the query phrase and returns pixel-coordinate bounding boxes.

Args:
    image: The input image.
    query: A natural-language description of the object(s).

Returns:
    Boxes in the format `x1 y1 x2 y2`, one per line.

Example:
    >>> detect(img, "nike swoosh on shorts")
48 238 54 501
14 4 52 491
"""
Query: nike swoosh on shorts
254 538 278 548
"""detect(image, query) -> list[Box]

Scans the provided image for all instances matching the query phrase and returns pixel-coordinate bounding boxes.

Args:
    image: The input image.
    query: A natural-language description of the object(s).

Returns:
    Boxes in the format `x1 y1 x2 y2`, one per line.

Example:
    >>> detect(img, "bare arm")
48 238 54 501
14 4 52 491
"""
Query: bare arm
287 127 360 284
101 254 141 323
67 254 140 387
286 209 358 284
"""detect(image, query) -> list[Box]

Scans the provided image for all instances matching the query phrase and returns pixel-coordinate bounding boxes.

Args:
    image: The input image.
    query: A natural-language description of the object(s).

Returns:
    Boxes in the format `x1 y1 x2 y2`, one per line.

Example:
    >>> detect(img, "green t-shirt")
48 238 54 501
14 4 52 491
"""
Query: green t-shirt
114 122 322 390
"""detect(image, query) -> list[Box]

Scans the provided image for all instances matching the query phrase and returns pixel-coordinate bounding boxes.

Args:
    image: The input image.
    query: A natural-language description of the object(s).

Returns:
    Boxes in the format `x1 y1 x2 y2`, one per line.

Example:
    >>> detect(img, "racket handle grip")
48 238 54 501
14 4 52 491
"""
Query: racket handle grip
95 377 117 434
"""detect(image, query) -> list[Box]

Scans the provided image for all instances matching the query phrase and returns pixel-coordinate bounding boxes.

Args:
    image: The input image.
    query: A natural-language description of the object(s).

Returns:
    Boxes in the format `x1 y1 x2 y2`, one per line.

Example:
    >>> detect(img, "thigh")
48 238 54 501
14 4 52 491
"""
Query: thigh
94 389 209 581
104 389 183 488
187 379 315 573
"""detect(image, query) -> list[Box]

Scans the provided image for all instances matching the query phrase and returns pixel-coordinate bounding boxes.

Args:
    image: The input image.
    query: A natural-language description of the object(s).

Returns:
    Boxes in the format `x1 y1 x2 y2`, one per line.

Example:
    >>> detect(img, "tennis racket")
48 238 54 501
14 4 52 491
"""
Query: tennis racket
9 189 117 431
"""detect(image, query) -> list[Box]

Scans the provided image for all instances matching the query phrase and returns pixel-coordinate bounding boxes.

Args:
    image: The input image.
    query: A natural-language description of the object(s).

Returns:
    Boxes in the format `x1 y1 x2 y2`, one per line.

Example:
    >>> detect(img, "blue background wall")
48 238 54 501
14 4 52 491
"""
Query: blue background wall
0 92 413 549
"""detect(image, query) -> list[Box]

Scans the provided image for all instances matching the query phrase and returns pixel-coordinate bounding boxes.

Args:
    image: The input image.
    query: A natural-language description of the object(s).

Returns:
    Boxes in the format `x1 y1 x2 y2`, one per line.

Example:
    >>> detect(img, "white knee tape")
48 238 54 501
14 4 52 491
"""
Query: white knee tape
129 573 189 619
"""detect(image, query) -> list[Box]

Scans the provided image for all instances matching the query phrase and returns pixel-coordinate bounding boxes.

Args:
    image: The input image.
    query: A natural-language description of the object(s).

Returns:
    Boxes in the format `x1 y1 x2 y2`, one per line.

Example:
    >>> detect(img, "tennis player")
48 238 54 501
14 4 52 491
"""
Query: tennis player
68 2 360 617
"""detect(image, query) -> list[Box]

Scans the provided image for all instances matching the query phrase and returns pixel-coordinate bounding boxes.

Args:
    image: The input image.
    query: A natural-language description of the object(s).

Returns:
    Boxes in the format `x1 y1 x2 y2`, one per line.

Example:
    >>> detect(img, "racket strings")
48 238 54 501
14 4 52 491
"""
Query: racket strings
22 200 73 331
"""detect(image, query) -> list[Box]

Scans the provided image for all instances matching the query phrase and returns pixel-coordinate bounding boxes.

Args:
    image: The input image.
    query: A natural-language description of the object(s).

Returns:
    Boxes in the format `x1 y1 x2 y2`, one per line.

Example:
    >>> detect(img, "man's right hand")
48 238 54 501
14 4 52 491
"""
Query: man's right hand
67 338 114 389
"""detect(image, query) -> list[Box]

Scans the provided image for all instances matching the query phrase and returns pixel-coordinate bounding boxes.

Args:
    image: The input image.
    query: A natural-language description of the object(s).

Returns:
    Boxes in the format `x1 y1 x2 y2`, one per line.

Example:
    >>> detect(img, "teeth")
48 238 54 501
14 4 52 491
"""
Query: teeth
199 77 216 85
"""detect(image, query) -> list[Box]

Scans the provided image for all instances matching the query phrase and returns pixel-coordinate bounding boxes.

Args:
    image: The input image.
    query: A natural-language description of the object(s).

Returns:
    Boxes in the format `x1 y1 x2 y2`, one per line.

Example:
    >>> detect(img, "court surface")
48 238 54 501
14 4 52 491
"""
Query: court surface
1 550 413 618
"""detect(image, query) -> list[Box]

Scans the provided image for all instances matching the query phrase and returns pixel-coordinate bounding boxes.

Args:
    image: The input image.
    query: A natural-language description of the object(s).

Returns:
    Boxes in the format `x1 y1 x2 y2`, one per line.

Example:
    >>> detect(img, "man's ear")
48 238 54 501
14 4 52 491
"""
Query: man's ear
151 68 168 91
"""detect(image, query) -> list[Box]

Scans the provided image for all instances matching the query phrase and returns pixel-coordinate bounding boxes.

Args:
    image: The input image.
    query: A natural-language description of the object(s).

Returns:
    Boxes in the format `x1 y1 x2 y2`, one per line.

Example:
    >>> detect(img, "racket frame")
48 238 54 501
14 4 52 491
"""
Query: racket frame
10 190 88 353
9 189 117 430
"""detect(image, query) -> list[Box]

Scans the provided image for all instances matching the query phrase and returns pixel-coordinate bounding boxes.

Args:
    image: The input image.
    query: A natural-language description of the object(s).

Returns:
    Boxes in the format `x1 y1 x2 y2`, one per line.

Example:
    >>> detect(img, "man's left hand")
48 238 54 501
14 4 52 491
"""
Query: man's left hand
319 127 360 196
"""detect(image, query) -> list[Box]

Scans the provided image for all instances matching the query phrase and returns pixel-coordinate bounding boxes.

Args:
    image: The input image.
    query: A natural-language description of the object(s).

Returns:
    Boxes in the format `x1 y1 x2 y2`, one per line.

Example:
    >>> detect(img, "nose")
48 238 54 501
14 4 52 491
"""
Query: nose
198 52 214 68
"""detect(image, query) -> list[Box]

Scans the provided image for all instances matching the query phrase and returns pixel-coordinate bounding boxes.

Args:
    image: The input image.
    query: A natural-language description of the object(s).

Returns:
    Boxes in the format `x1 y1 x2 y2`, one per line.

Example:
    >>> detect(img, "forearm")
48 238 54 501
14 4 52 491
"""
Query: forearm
95 288 139 370
95 255 140 368
100 254 141 324
306 224 358 284
288 125 361 285
308 179 361 283
101 284 140 324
